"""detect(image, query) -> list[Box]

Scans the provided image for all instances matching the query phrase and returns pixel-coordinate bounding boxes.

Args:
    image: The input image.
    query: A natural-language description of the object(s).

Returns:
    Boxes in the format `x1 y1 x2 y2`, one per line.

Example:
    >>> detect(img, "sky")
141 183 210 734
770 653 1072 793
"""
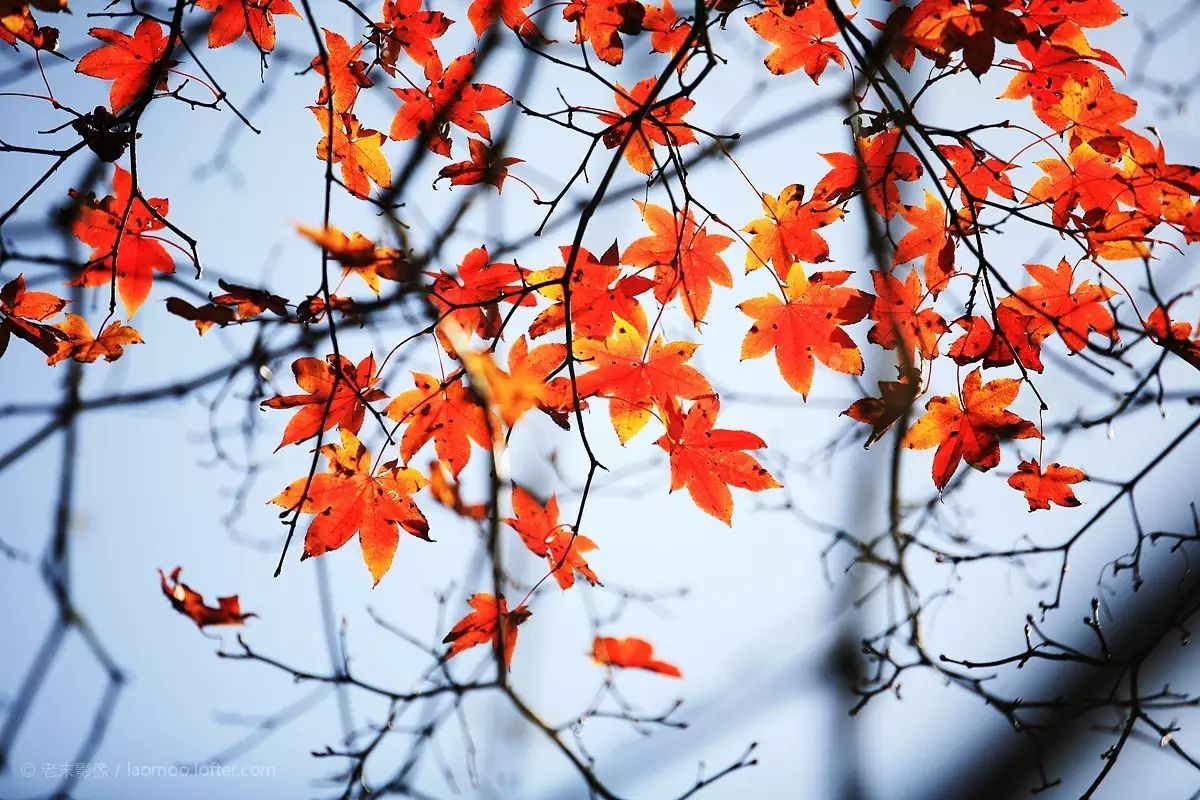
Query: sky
3 2 1200 799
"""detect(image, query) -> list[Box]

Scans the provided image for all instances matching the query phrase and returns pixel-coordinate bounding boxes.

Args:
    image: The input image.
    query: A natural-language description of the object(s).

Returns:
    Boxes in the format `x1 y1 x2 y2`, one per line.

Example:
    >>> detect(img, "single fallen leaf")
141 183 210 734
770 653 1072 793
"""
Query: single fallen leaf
159 567 256 628
592 635 681 677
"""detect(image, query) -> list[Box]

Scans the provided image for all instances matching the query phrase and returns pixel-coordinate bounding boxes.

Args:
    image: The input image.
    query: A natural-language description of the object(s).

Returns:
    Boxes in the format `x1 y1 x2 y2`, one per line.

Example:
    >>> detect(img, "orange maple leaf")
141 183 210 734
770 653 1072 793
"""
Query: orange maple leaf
506 486 599 590
592 636 681 677
738 268 872 399
815 130 922 219
76 18 172 112
160 567 256 628
196 0 298 51
745 0 845 82
437 138 523 191
597 77 696 175
527 243 653 340
385 371 494 477
892 190 955 293
903 367 1041 490
563 0 645 65
429 459 487 521
574 316 713 444
1145 305 1200 372
47 314 142 365
1008 459 1085 511
68 165 175 317
311 28 373 113
442 593 531 669
0 273 68 359
656 395 780 525
390 51 511 157
373 0 451 79
938 141 1016 211
429 246 532 347
471 335 573 428
262 354 387 450
272 429 429 584
866 269 947 363
468 0 543 39
742 183 844 276
298 224 411 293
999 259 1118 353
310 109 393 200
622 202 733 325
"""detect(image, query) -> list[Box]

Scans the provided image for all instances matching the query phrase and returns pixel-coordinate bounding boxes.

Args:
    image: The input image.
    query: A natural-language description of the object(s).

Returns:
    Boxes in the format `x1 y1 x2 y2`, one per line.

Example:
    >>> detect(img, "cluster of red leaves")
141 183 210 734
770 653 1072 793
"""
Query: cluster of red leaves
22 0 1200 676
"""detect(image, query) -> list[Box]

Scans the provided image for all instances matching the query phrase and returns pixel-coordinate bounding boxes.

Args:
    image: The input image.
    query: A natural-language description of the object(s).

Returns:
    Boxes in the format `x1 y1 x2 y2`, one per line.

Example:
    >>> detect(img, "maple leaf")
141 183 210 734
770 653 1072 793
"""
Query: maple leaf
165 297 236 334
815 130 922 219
746 0 845 82
1024 0 1123 31
47 314 142 365
999 260 1117 353
429 459 487 521
429 246 531 346
0 273 68 359
506 486 598 590
643 0 692 60
902 367 1041 491
738 268 872 399
527 243 653 340
442 593 531 669
622 202 733 325
742 184 843 276
1029 141 1128 228
159 567 256 628
311 28 372 113
271 429 429 584
655 394 780 525
938 142 1016 211
262 354 387 450
1 1 60 51
1085 209 1155 261
893 191 955 293
390 51 511 157
472 336 573 428
1145 305 1200 372
900 0 1024 77
946 309 1048 373
436 138 523 191
310 109 392 200
597 77 696 175
196 0 298 52
843 365 923 449
373 0 451 79
385 371 494 477
211 279 290 320
298 224 410 295
592 636 681 677
1047 73 1136 149
866 269 947 363
574 316 712 444
468 0 543 40
563 0 645 66
68 165 175 317
1008 459 1085 511
76 19 172 112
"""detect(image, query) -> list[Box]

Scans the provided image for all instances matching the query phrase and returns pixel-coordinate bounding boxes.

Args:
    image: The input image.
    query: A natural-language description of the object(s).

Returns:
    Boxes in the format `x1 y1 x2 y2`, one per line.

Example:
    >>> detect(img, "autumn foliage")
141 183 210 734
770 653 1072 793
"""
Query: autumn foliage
5 0 1200 795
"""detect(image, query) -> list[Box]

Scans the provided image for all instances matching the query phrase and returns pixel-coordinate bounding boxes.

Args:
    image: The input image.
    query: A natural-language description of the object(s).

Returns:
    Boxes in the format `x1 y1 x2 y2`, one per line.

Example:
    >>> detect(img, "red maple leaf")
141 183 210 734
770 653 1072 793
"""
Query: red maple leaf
385 371 494 477
622 202 733 325
436 138 523 191
261 353 387 450
76 18 173 112
527 243 654 340
903 367 1041 490
815 130 922 219
311 28 373 113
597 77 696 175
160 567 256 628
390 51 511 157
738 268 872 399
0 273 68 359
271 429 429 584
866 268 947 362
892 190 955 294
442 593 531 669
563 0 645 66
373 0 451 79
592 636 681 677
1008 459 1086 511
745 0 845 82
68 165 176 317
196 0 298 52
656 395 780 525
47 314 142 365
999 259 1118 353
743 183 844 276
506 486 599 590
